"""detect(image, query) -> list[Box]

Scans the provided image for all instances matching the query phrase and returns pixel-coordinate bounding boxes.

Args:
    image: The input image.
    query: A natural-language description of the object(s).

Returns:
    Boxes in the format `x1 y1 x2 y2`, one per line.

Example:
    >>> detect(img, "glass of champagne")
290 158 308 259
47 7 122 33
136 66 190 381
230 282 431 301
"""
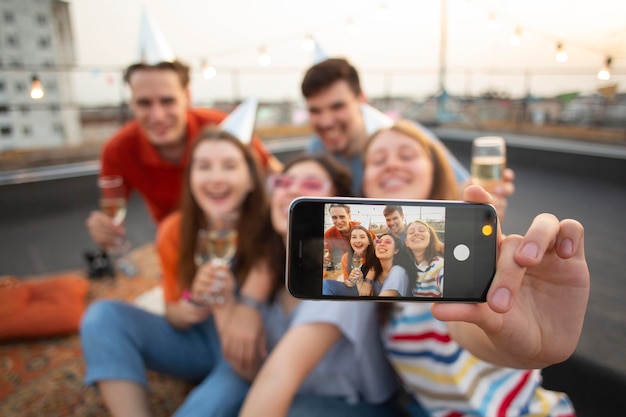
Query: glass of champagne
98 175 136 276
194 213 238 304
349 254 363 285
471 136 506 192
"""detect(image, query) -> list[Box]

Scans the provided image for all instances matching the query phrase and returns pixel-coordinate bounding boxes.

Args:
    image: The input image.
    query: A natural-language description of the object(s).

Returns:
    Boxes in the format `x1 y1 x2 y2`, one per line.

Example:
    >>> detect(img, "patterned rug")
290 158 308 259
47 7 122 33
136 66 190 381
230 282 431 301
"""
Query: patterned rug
0 244 192 417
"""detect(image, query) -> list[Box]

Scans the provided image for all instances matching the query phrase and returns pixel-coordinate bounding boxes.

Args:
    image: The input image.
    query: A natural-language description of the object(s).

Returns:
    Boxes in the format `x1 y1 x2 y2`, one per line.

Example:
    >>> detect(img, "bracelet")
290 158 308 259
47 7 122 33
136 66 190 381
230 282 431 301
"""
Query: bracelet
237 293 264 311
362 278 373 285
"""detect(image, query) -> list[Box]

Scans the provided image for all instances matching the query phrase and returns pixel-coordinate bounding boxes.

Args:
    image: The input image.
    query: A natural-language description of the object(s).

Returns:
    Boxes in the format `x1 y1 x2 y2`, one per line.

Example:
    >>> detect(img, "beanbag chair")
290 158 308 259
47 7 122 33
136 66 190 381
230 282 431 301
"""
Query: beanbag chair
0 274 89 340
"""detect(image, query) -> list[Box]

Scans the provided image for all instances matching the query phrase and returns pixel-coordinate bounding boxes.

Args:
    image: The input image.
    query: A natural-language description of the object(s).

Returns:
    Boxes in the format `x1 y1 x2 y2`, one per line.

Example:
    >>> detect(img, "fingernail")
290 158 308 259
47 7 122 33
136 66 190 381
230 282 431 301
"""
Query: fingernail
520 242 539 259
493 185 503 194
492 287 511 310
560 238 573 256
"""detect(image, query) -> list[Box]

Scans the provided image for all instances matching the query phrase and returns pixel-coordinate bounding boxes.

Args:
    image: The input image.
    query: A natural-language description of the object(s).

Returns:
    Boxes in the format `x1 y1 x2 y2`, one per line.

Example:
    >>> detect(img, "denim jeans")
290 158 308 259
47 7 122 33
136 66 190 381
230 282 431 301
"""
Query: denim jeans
323 279 359 296
80 300 247 417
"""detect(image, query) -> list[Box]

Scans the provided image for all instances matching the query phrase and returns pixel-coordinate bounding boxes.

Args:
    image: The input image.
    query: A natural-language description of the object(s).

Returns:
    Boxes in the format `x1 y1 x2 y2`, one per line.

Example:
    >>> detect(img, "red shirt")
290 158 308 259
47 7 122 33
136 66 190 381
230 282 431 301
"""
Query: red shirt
100 108 271 223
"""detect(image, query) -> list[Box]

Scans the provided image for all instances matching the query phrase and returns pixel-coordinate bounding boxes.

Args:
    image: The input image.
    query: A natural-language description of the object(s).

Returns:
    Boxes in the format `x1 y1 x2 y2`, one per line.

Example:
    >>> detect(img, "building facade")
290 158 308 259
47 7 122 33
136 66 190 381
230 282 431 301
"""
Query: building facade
0 0 81 151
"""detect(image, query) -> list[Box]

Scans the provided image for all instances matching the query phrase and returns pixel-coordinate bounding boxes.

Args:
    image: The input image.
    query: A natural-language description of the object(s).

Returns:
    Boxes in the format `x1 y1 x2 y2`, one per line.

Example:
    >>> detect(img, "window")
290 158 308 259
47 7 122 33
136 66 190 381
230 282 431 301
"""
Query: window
4 11 14 24
53 123 64 136
36 14 47 25
1 125 13 137
38 37 50 48
0 105 9 114
20 105 30 114
22 125 32 136
7 35 19 47
15 81 25 92
50 104 60 113
0 80 5 92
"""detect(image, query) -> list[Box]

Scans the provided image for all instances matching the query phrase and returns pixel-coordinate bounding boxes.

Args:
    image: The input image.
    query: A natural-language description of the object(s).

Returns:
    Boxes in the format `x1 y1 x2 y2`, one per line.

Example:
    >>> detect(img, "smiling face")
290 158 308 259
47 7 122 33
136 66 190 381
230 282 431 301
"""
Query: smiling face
363 129 434 200
306 80 365 156
329 206 351 234
374 234 398 261
190 140 252 218
271 160 335 237
385 210 405 235
128 68 190 148
350 228 370 256
405 221 432 254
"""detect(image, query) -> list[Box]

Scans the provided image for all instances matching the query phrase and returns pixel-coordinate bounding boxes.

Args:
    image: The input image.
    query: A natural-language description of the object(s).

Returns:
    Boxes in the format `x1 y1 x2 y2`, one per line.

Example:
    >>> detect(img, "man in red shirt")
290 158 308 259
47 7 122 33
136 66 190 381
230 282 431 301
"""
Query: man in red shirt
86 60 281 250
324 203 375 266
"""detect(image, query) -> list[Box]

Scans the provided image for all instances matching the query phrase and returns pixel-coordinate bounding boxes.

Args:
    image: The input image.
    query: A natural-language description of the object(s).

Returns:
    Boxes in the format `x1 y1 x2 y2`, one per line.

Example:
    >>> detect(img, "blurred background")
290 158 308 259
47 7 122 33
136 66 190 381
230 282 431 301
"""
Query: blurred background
1 1 625 413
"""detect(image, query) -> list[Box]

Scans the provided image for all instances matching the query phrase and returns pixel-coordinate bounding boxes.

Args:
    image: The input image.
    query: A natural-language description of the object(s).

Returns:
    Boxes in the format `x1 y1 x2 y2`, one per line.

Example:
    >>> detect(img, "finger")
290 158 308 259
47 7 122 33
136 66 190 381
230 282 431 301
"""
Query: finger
487 234 526 313
556 219 585 259
462 184 493 205
514 213 560 268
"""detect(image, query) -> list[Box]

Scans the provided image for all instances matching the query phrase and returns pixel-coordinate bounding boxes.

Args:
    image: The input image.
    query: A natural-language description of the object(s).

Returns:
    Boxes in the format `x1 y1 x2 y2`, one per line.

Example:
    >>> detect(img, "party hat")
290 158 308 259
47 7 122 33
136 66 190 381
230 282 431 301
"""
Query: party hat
361 103 394 135
312 37 329 64
137 8 175 64
219 98 259 145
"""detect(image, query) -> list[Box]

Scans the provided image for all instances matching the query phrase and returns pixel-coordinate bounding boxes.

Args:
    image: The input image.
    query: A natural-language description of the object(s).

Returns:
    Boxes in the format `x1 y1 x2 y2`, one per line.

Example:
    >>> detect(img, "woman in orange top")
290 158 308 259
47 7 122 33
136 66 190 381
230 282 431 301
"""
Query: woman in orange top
81 127 277 417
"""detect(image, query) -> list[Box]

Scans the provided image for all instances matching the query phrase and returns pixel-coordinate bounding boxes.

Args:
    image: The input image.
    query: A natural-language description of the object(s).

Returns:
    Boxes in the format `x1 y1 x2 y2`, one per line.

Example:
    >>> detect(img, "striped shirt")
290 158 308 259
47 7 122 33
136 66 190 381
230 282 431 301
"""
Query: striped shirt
385 303 575 417
413 256 444 298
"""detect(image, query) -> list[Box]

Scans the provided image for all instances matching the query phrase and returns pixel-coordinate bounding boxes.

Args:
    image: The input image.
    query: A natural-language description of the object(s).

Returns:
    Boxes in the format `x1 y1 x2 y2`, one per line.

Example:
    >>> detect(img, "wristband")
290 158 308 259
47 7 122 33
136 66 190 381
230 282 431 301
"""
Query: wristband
362 278 373 285
237 293 264 311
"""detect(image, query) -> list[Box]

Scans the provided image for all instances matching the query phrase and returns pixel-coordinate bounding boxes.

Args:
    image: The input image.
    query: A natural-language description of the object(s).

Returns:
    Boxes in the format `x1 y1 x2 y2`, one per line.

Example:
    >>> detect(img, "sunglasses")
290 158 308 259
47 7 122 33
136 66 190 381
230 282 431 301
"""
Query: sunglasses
267 174 330 194
375 238 395 246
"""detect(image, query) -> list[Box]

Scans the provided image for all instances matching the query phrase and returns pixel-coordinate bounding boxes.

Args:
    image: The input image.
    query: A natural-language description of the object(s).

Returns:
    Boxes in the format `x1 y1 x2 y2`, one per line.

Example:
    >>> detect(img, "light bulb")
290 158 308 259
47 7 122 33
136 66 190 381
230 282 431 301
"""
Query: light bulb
555 43 568 63
597 57 612 81
509 26 522 46
302 35 315 51
258 47 271 67
30 75 44 100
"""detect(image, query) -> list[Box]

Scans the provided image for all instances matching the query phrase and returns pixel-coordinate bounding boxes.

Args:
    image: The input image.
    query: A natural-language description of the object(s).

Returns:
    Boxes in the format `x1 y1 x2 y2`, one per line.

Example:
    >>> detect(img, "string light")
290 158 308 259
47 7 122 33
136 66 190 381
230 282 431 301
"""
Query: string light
257 46 271 67
487 12 498 31
346 18 360 36
30 75 44 100
509 25 522 46
379 1 392 20
555 42 568 63
597 56 612 80
301 34 315 51
201 59 217 80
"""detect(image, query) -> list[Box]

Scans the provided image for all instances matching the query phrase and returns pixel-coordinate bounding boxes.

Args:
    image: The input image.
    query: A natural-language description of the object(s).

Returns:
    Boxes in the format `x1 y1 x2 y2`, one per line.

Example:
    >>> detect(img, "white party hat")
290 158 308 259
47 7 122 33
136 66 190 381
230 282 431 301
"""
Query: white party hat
219 98 259 145
361 103 394 136
312 37 329 64
137 8 175 64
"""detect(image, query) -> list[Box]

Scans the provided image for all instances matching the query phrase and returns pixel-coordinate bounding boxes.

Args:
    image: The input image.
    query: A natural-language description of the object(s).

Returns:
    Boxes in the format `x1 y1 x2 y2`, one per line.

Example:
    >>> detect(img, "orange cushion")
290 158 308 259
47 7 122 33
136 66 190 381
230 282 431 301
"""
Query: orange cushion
0 275 89 341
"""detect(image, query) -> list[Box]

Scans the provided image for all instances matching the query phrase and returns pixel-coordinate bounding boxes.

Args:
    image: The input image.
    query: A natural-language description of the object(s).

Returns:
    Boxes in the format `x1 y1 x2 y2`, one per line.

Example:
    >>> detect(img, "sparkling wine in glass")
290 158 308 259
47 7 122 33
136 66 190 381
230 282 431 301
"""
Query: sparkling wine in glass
471 136 506 192
349 255 363 284
194 213 238 304
97 175 136 276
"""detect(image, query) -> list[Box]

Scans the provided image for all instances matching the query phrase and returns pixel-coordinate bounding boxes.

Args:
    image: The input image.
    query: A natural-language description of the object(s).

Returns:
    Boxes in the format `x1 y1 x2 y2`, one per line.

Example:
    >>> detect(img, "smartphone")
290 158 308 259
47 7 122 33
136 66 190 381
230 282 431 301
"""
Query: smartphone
287 197 498 302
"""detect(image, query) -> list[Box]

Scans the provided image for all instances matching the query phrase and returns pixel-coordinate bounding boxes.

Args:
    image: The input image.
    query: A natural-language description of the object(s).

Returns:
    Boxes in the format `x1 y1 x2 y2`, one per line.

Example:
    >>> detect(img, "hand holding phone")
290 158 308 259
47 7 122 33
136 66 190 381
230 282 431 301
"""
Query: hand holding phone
287 197 498 302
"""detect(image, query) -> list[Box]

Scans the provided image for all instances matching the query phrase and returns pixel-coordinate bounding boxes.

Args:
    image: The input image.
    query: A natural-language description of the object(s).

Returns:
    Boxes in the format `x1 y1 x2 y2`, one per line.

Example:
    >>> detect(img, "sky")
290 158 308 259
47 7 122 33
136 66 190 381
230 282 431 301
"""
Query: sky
68 0 626 106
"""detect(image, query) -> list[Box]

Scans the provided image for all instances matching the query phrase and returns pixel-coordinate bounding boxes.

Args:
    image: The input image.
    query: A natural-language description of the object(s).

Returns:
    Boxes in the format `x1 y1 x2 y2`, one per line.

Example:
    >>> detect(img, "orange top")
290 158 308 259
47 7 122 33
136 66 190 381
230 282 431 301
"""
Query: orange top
100 108 272 223
156 211 184 302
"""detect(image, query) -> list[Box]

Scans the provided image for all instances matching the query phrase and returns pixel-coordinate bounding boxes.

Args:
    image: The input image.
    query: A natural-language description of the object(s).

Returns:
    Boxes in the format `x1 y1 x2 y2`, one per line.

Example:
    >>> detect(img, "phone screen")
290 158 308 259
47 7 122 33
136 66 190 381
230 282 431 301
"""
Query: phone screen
287 197 497 302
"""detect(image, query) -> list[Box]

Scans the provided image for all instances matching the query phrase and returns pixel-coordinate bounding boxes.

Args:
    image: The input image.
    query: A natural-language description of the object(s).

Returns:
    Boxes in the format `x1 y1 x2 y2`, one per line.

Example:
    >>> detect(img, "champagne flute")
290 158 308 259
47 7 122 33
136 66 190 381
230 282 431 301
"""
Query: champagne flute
98 175 137 277
471 136 506 192
194 213 238 304
349 254 363 284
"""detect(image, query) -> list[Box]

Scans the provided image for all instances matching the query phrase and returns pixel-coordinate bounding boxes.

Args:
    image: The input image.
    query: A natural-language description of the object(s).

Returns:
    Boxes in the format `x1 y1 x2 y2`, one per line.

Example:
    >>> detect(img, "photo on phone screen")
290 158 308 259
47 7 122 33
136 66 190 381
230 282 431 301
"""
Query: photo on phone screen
287 197 498 302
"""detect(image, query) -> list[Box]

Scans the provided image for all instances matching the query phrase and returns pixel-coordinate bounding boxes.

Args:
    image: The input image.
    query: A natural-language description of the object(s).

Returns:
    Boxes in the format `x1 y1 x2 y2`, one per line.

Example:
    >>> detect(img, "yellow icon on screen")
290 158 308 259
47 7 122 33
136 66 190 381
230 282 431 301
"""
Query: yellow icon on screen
482 224 493 236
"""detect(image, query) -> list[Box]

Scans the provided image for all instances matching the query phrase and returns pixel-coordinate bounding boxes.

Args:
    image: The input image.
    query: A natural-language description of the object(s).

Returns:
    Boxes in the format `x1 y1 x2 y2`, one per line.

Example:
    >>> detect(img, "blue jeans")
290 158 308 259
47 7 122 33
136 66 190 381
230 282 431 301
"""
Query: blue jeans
323 279 359 296
80 300 248 417
288 392 404 417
